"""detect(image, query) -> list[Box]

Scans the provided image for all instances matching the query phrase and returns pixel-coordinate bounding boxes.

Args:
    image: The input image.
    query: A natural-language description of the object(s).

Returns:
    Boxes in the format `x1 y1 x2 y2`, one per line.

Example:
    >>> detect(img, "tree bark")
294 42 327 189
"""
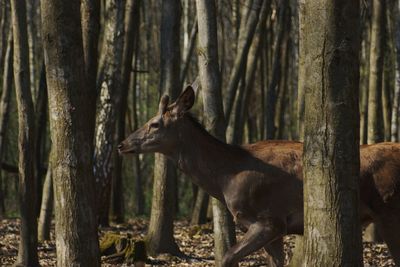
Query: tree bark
301 0 363 266
190 188 209 225
41 0 100 265
367 0 385 145
0 29 13 219
223 0 263 122
392 0 400 142
38 161 53 242
94 0 126 226
196 1 237 265
146 0 181 256
81 0 100 93
11 0 39 265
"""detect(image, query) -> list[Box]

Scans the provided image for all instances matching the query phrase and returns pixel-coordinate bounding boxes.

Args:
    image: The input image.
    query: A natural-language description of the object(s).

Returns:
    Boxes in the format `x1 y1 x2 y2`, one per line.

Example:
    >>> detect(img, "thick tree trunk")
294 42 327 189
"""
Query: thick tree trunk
41 0 100 265
302 0 363 266
196 1 237 265
11 0 39 265
38 162 53 242
146 0 181 256
94 0 126 226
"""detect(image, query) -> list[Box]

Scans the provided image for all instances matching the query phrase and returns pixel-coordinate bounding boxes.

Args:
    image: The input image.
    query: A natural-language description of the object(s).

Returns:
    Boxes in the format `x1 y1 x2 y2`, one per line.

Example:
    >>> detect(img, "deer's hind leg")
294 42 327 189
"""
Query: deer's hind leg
222 218 286 267
376 212 400 266
263 237 284 267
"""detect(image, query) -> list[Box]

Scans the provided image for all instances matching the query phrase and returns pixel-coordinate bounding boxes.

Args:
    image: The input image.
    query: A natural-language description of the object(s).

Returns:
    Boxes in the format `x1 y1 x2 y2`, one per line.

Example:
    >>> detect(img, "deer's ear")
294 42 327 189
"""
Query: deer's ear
172 86 195 116
158 94 170 114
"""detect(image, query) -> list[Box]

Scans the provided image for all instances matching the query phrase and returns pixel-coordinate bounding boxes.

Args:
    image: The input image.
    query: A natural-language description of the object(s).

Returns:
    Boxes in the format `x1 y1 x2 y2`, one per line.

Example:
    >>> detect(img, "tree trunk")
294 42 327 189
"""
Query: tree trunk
38 161 53 242
392 0 400 142
196 1 237 265
81 0 100 93
94 0 126 226
223 0 264 122
180 19 198 87
11 0 39 265
266 0 289 139
41 0 100 265
0 29 13 219
146 0 181 256
365 0 386 243
301 0 363 266
367 0 385 145
190 188 209 225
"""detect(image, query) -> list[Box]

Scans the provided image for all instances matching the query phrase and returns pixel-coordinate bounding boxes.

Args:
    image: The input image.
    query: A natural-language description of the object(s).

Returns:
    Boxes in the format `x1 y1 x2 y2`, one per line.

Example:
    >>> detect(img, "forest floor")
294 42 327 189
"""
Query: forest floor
0 218 395 266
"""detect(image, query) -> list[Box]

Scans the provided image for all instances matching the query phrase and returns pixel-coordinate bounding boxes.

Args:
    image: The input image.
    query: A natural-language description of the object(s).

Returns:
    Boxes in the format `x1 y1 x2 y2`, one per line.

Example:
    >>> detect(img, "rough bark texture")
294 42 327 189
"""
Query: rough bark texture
0 29 13 219
38 162 53 242
146 0 181 256
94 0 125 226
11 0 39 265
41 0 100 265
196 1 237 265
301 0 363 266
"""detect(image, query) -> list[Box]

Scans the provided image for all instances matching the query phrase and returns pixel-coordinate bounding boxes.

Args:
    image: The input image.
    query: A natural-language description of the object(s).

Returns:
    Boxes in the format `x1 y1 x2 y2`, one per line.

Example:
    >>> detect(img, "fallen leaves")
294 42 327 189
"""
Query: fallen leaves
0 218 395 266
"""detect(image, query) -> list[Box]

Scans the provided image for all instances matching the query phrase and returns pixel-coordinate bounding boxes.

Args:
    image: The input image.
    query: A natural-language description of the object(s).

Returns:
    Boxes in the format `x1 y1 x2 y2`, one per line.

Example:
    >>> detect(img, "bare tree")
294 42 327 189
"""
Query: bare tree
301 0 363 266
41 0 100 265
11 0 38 265
146 0 181 256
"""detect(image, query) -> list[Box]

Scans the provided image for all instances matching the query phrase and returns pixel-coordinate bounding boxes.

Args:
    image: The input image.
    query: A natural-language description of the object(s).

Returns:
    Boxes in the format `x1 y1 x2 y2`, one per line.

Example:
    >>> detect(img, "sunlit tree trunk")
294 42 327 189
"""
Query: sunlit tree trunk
302 0 363 266
146 0 181 256
41 0 100 265
94 0 125 226
196 1 237 265
11 0 39 265
38 161 53 241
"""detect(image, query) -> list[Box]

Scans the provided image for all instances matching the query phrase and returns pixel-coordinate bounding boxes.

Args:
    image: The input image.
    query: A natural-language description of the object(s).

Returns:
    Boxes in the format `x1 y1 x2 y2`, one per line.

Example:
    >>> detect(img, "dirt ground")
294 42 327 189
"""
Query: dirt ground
0 218 395 266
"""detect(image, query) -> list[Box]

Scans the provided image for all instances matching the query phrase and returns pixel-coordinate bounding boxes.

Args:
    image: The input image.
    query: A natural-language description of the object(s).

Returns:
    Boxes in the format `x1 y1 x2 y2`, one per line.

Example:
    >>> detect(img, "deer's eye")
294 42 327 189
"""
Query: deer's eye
150 122 160 129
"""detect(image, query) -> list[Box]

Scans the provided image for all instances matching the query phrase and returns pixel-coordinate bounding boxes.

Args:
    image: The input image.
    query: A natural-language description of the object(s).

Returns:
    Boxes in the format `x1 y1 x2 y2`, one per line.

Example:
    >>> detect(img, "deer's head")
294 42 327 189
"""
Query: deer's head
118 86 195 155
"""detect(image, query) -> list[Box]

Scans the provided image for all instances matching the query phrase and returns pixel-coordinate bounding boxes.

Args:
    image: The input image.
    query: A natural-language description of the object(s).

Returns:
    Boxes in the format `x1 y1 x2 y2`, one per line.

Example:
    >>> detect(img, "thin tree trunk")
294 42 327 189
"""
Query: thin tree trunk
94 0 126 226
11 0 39 265
266 0 289 139
196 1 236 265
110 0 141 224
190 188 209 225
41 0 100 265
392 0 400 142
146 0 181 256
301 0 363 266
81 0 100 93
0 30 13 219
180 19 198 87
223 0 263 122
38 161 53 242
365 0 386 243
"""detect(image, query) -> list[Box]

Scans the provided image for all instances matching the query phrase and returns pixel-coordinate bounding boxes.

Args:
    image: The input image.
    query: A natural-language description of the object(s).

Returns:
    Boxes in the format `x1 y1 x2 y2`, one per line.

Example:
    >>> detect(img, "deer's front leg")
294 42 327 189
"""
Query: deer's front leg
222 218 286 267
264 237 284 267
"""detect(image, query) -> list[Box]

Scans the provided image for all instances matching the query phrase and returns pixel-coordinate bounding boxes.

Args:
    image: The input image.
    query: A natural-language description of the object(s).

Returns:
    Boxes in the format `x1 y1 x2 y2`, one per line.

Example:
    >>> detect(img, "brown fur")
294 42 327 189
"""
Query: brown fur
118 87 400 267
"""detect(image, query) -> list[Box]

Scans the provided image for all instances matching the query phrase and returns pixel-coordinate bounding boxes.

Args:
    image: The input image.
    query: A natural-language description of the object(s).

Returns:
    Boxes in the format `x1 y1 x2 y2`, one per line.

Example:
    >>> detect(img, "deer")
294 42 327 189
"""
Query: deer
118 86 400 267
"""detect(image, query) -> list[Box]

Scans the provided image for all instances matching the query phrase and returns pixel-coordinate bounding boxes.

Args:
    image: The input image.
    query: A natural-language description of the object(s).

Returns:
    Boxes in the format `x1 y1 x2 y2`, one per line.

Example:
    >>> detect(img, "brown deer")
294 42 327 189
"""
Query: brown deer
118 86 400 267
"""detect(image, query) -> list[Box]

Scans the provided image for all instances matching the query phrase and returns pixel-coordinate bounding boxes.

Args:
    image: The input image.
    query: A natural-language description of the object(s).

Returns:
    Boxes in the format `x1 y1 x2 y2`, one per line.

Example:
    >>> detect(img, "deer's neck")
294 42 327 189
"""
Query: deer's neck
167 117 246 202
